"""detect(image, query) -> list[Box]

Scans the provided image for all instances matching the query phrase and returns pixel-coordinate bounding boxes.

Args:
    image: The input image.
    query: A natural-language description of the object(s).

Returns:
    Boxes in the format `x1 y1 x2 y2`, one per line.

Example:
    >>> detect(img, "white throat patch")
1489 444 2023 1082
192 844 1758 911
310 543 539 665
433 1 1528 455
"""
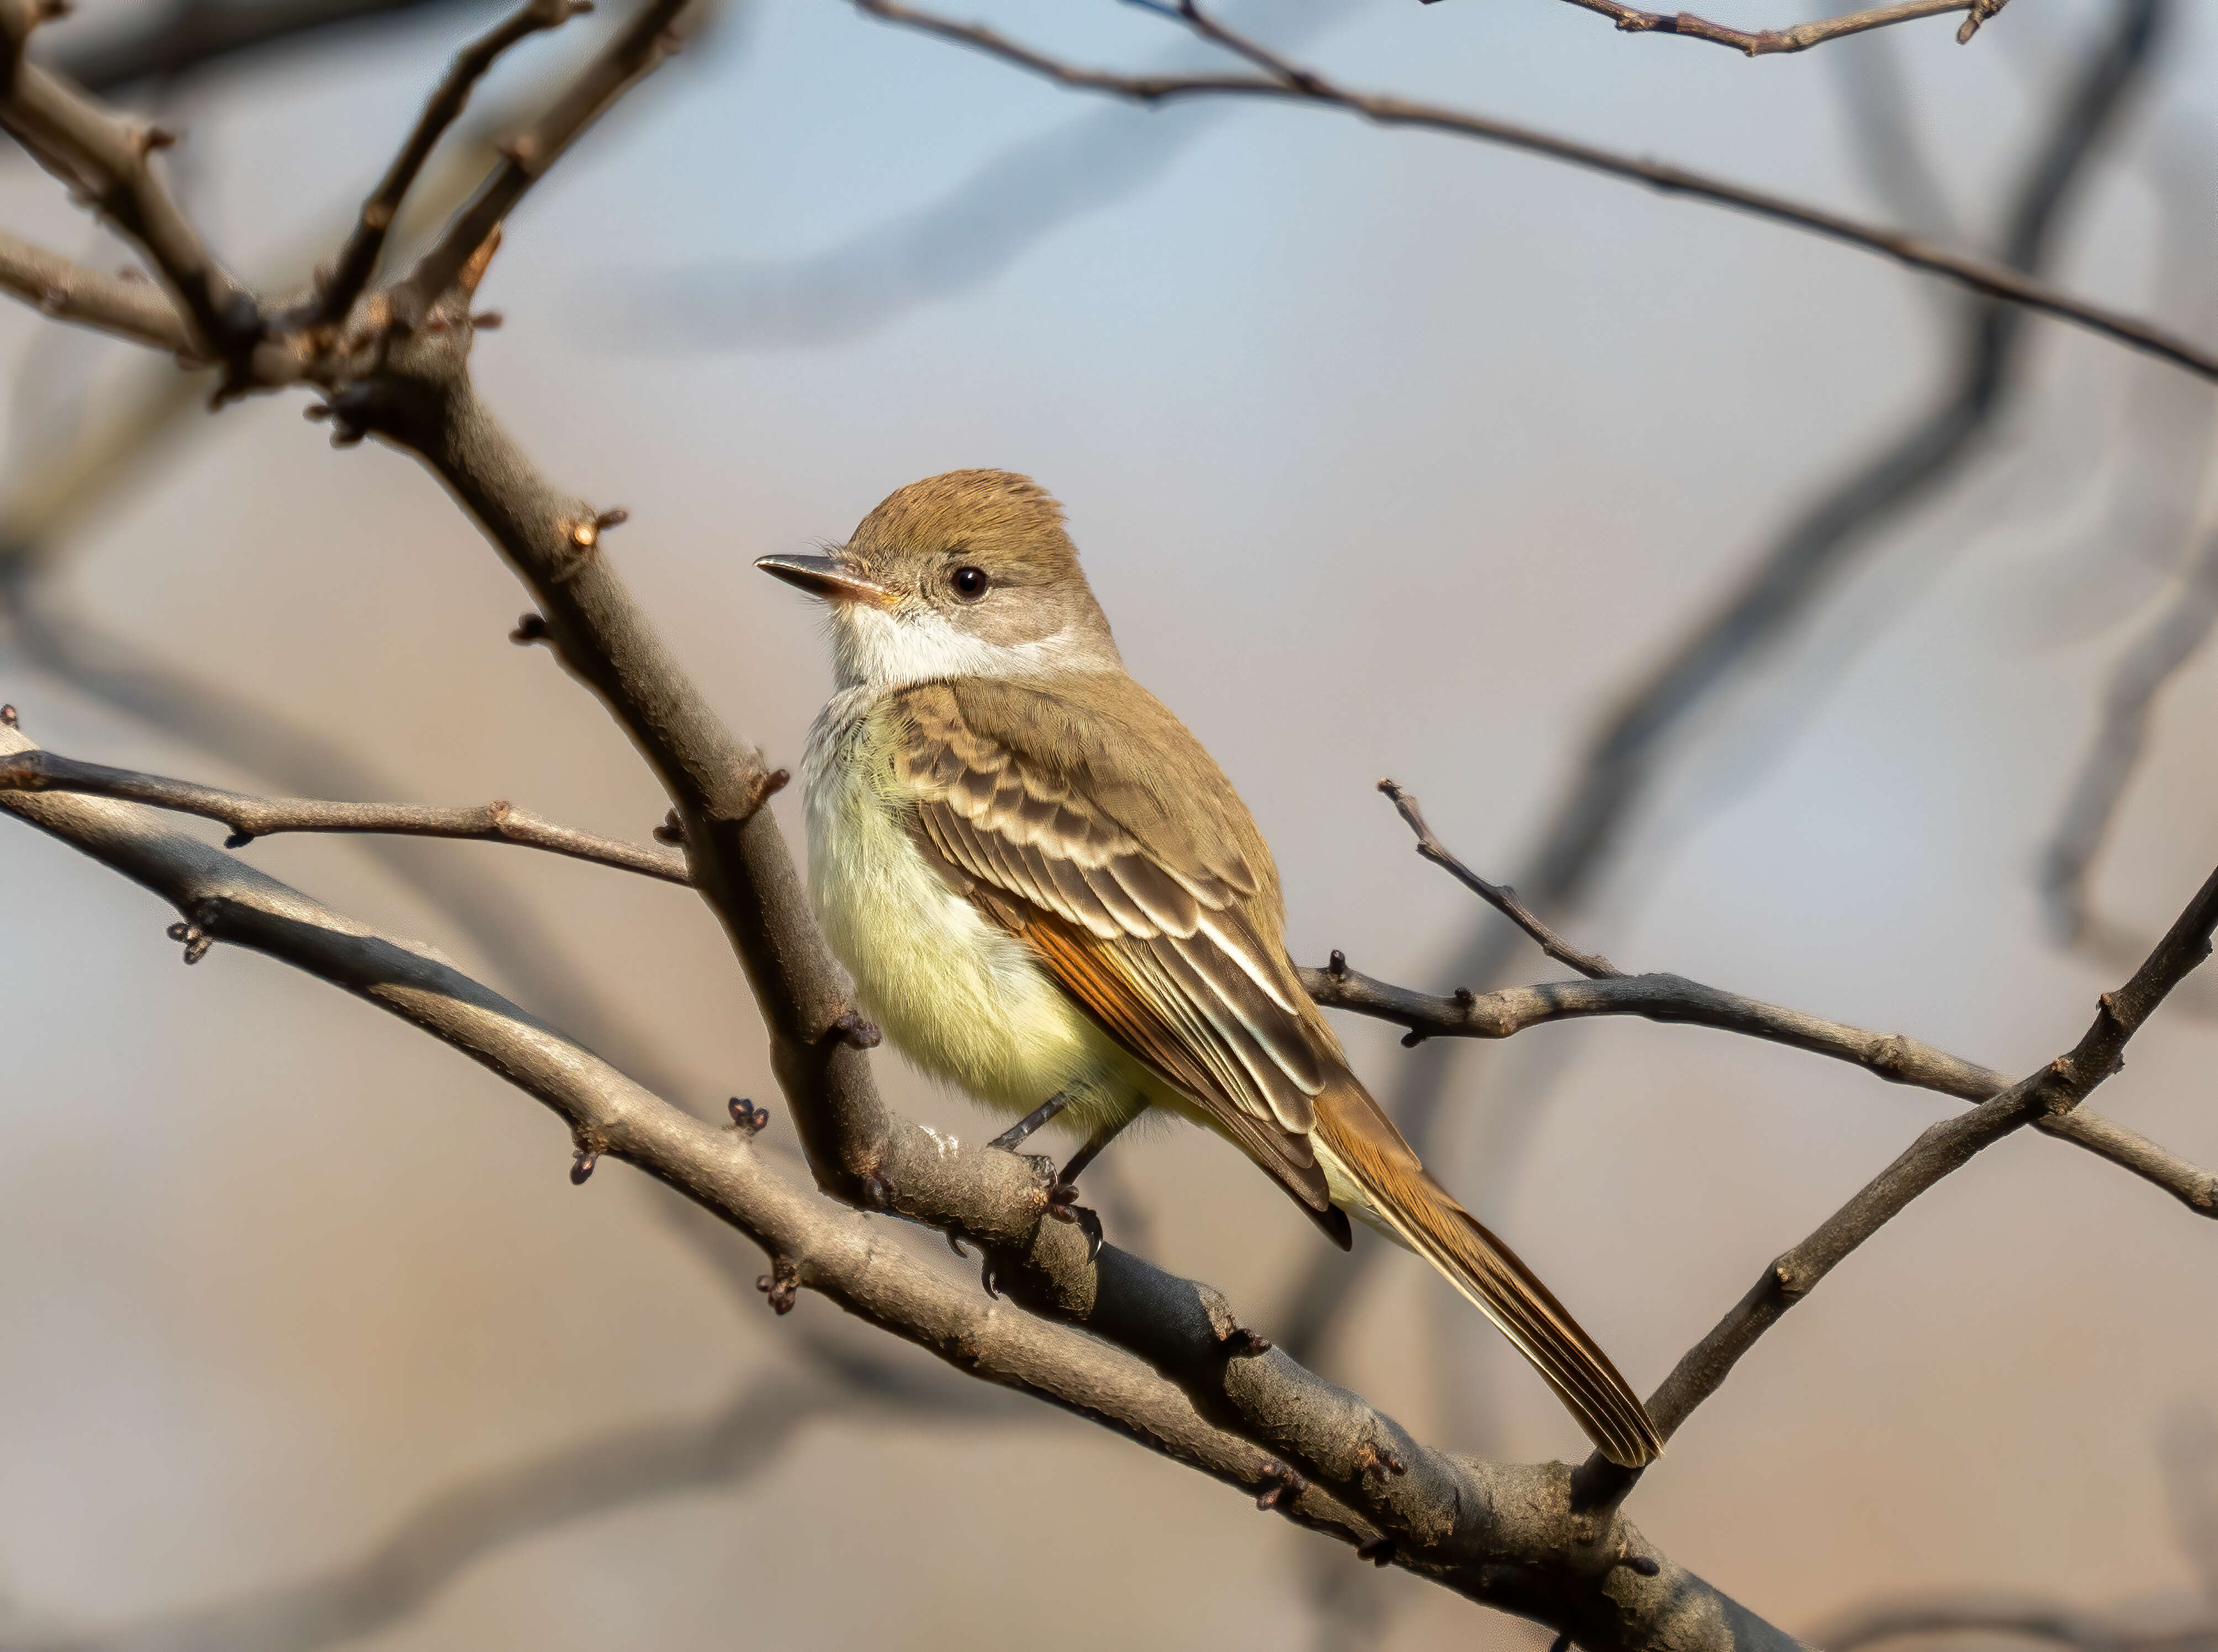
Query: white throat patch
830 601 1118 691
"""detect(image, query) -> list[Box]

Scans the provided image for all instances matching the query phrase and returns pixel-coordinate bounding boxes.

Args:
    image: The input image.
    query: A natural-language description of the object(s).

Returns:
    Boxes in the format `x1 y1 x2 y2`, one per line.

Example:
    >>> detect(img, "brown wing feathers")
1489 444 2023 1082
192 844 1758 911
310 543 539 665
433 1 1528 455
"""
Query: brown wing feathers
895 677 1661 1466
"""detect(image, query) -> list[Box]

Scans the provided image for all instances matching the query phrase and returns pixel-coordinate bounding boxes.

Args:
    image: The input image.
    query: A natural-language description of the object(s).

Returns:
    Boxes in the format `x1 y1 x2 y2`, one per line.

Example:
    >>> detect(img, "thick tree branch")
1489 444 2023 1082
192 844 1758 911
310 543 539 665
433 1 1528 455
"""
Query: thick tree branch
0 746 690 882
854 0 2215 383
0 722 1797 1650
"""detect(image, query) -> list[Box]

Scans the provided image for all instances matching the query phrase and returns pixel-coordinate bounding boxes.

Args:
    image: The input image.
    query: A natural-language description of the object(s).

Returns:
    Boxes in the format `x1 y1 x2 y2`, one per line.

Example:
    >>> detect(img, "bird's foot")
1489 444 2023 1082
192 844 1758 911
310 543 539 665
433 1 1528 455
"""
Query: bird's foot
1045 1179 1105 1262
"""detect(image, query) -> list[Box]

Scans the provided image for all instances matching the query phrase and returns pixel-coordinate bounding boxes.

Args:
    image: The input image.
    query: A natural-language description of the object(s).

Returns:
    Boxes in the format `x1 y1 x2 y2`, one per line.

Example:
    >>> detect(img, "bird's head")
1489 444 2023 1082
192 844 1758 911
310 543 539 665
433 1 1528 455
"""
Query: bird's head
757 469 1123 691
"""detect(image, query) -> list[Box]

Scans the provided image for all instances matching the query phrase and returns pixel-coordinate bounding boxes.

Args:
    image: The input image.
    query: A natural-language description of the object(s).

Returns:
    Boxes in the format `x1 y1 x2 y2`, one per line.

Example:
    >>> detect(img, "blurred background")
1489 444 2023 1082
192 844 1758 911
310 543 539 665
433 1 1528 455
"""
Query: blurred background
3 0 2217 1645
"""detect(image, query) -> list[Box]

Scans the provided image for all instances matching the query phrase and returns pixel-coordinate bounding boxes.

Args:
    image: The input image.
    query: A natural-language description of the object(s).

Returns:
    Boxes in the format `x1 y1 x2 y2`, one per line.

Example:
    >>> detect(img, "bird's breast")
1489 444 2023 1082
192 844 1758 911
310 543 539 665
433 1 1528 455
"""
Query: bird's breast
800 689 1142 1130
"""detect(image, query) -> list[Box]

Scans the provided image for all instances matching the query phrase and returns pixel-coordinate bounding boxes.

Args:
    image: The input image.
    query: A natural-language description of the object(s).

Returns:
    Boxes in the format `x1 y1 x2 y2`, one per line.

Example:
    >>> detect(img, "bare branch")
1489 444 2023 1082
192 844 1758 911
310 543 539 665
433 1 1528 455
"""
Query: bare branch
1302 959 2218 1222
1463 0 2010 57
395 0 697 312
0 746 690 881
1631 858 2218 1455
2041 527 2218 948
1814 1595 2213 1652
0 0 255 364
1273 0 2173 1370
0 1356 1021 1652
0 228 195 353
853 0 2215 383
50 0 471 94
0 720 1799 1650
317 0 592 324
1378 780 1621 979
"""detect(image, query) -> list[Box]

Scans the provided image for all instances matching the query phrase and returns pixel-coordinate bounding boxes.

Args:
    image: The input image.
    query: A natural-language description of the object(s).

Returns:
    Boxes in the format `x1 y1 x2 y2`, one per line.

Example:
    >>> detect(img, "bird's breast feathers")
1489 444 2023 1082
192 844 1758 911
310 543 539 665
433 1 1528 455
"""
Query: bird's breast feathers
801 686 1148 1131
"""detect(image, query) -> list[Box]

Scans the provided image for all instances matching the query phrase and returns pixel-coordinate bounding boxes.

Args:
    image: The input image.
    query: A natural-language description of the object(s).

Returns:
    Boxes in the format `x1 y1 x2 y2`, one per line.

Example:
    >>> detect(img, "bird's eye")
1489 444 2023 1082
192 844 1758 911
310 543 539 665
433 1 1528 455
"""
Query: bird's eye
949 566 990 601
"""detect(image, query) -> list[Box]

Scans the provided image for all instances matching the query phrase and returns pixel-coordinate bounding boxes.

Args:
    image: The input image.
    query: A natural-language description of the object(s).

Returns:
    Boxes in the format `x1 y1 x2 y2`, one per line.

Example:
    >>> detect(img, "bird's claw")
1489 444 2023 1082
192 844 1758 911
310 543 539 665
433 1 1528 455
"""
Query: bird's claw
1046 1182 1105 1261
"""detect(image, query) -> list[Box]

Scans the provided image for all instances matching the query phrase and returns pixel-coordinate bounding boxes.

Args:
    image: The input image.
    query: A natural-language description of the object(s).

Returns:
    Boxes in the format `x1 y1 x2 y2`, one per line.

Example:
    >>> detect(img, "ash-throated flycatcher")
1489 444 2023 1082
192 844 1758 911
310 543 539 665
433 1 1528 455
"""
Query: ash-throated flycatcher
759 470 1660 1467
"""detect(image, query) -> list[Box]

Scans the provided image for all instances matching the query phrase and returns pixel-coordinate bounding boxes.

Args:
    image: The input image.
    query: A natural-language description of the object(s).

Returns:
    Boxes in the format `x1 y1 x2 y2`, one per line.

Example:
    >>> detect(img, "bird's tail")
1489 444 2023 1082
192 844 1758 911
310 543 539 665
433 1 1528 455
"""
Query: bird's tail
1308 1070 1662 1469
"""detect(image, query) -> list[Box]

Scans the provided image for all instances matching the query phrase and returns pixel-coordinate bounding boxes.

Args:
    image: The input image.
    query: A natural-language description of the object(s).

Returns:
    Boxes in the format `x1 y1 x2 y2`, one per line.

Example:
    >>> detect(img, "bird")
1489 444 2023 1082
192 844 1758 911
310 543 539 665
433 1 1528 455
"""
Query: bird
756 469 1662 1469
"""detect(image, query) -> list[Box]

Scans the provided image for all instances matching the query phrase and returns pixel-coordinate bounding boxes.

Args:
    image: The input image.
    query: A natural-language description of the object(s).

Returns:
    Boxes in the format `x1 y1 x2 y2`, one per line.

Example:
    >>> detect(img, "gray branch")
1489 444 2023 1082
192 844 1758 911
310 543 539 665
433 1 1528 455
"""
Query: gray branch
0 719 1799 1649
1568 856 2218 1508
853 0 2211 382
1283 0 2167 1366
0 746 690 882
1 1349 1021 1652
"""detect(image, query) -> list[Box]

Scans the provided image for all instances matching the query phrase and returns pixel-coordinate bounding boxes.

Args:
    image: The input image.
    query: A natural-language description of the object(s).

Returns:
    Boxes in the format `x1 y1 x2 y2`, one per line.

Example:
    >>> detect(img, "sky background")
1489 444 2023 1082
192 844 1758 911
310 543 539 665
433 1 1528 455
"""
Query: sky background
4 0 2218 1646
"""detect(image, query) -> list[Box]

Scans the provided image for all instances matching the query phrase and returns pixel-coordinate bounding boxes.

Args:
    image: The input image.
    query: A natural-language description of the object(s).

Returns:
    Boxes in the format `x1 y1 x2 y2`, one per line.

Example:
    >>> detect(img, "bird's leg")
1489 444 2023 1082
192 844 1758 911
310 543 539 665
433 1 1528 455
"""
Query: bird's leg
1045 1115 1132 1262
987 1092 1068 1152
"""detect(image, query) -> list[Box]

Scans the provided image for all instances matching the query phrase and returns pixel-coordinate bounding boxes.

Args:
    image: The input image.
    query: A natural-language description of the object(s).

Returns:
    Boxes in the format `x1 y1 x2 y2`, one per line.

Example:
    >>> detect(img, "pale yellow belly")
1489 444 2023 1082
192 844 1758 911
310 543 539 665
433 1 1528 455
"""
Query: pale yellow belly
801 692 1154 1140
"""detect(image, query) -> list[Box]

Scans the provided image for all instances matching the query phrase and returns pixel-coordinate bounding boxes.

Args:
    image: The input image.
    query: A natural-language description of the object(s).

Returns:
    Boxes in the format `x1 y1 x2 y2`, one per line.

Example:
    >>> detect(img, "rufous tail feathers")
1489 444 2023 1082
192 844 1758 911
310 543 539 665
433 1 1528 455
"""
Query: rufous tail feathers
1308 1072 1662 1469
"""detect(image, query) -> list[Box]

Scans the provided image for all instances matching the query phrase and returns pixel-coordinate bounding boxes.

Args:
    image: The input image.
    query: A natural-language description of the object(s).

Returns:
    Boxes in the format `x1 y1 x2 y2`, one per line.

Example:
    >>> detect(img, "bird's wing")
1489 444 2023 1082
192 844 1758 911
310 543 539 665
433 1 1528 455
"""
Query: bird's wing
890 677 1348 1237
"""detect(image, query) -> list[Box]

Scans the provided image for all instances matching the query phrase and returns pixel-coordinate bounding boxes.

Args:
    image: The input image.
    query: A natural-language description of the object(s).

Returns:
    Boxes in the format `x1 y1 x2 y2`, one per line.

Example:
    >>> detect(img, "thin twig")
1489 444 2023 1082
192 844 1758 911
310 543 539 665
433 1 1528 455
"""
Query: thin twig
0 748 691 882
1377 780 1621 979
1629 857 2218 1458
0 0 255 365
853 0 2216 383
1300 961 2218 1217
0 228 196 354
317 0 590 323
1491 0 2009 57
397 0 697 311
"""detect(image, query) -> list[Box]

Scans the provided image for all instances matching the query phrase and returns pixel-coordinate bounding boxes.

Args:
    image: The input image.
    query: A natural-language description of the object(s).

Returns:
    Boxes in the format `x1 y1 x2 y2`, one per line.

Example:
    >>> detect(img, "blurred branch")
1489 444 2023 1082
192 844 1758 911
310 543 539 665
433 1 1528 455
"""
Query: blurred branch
317 0 591 324
2 1348 1023 1652
0 0 254 366
0 229 193 351
1305 791 2218 1221
1279 0 2167 1370
2163 1407 2218 1608
22 735 2207 1224
608 0 1351 352
390 0 697 314
1376 779 1621 979
1816 1598 2214 1652
1811 1414 2218 1652
1570 856 2218 1509
0 719 1788 1648
1303 961 2218 1217
1828 27 1957 239
0 746 691 881
49 0 466 94
854 0 2214 381
2041 528 2218 957
0 17 1800 1633
1441 0 2011 56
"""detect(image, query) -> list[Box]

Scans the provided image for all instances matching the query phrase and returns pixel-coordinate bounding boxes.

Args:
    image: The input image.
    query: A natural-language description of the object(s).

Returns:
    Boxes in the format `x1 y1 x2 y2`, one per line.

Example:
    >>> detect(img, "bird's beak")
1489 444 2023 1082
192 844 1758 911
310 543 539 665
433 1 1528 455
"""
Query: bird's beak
754 553 895 608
